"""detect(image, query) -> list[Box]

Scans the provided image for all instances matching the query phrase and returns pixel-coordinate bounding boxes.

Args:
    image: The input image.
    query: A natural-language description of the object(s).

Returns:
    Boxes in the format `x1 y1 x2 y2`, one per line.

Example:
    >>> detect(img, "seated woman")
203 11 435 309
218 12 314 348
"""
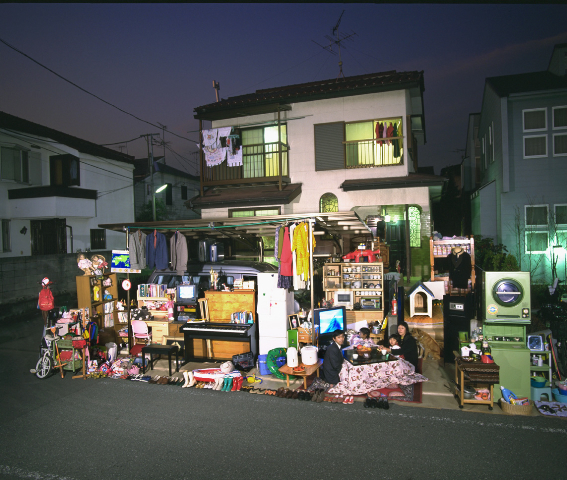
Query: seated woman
385 321 419 370
322 330 345 386
350 327 375 348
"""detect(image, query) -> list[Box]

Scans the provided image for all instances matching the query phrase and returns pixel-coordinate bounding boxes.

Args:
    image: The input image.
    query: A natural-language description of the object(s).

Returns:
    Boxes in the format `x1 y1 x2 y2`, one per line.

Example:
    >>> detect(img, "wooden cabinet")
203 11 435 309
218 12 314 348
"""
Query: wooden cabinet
76 273 118 331
429 236 475 294
323 262 384 318
136 292 175 345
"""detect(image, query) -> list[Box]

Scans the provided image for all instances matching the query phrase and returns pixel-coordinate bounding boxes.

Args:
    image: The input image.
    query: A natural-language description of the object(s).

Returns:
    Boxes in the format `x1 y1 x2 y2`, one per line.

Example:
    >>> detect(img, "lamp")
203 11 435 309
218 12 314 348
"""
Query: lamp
384 215 391 223
155 184 168 193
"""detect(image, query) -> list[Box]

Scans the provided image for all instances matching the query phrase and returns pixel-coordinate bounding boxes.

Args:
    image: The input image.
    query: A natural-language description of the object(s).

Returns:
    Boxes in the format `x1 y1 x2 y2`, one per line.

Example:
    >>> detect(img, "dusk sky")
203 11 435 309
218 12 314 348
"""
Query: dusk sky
2 3 567 176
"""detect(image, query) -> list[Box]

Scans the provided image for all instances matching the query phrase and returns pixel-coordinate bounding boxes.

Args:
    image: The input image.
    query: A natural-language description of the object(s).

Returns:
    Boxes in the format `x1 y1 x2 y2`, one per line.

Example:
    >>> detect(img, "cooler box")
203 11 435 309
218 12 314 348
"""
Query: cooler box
258 354 272 375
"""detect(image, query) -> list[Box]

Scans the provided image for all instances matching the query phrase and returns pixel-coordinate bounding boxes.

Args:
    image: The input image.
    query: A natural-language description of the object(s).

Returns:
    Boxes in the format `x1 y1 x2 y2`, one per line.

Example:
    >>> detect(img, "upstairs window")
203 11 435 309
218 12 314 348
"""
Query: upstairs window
526 205 548 228
524 135 547 158
50 154 80 186
229 207 280 218
90 229 106 249
181 185 188 200
241 125 288 179
553 106 567 129
554 133 567 156
1 219 10 252
523 108 547 131
165 183 172 206
1 146 29 183
555 204 567 226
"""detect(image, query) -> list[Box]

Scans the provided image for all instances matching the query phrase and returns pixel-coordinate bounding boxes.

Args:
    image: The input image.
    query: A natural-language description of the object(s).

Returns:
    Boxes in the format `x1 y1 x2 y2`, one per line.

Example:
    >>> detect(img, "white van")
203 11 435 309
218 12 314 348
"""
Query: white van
146 260 278 297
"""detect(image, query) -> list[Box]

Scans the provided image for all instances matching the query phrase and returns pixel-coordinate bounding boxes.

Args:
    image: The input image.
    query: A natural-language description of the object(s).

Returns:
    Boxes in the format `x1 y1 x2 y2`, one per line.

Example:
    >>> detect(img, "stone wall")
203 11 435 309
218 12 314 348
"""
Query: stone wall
0 251 112 321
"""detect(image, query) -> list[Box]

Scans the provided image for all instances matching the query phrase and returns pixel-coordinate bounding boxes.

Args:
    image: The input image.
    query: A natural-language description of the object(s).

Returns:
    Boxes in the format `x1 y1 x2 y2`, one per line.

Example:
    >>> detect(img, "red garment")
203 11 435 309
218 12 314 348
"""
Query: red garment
280 226 293 276
386 122 394 145
375 122 384 145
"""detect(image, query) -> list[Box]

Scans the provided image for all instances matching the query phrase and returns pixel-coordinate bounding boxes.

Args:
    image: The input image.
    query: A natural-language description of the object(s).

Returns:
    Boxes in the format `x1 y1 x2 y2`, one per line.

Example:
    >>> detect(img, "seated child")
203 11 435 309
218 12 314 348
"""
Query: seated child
389 333 401 350
350 327 375 348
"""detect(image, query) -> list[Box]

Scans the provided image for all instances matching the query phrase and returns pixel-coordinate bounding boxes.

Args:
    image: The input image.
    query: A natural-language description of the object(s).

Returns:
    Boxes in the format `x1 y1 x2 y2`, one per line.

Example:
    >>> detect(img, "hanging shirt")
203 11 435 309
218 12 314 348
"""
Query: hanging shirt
290 223 306 290
291 221 316 281
280 227 293 276
227 146 243 167
376 122 383 145
386 122 394 146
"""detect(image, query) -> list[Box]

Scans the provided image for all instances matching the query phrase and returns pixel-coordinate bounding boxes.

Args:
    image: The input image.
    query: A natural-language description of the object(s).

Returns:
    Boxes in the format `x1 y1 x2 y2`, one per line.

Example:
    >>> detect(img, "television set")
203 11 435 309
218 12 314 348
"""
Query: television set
333 290 354 309
176 284 198 306
314 306 347 338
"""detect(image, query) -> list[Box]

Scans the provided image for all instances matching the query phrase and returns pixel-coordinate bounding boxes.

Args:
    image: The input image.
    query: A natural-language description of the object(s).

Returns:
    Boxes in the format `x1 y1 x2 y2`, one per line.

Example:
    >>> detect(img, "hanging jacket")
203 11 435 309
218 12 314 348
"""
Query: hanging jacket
146 231 169 270
128 230 147 270
170 231 188 272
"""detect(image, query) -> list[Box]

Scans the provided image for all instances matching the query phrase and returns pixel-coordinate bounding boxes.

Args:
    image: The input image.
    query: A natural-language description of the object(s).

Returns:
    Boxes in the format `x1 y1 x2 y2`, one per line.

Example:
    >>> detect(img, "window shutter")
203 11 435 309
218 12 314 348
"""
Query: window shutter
29 151 42 185
315 122 344 171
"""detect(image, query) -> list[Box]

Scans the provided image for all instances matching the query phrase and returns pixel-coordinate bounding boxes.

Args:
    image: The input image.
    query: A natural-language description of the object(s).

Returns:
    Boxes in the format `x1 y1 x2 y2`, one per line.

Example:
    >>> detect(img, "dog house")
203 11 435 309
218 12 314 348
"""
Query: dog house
408 282 435 318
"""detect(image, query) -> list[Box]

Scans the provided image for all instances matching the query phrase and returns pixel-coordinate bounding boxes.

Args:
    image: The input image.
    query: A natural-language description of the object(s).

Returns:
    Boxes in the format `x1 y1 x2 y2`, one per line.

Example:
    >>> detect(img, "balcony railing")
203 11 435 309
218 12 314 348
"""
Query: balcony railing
345 137 404 168
202 141 289 186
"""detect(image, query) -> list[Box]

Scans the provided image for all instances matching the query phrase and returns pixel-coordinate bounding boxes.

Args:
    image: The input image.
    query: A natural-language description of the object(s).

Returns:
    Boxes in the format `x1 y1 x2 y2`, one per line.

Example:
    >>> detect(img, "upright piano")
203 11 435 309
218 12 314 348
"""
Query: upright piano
181 322 257 362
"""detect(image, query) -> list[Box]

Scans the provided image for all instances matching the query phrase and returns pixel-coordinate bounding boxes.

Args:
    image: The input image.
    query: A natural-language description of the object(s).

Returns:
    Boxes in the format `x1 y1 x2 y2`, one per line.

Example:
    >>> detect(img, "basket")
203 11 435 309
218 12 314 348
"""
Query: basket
499 399 533 416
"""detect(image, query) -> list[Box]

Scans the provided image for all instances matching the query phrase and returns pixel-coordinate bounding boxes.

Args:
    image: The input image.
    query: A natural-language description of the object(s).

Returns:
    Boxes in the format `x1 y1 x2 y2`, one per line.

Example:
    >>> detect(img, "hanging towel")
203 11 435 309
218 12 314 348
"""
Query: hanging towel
204 145 227 167
217 127 232 138
227 146 243 167
202 129 218 147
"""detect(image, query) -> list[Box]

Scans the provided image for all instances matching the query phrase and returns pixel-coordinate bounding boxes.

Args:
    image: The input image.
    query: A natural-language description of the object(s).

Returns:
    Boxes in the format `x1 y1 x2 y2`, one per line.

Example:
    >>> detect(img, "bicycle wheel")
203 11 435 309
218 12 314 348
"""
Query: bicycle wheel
35 354 53 379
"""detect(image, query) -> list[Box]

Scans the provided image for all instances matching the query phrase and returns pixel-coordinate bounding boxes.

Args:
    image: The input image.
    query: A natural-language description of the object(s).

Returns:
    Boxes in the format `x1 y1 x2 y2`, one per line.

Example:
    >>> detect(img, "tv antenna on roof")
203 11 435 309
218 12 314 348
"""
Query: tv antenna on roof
312 10 357 81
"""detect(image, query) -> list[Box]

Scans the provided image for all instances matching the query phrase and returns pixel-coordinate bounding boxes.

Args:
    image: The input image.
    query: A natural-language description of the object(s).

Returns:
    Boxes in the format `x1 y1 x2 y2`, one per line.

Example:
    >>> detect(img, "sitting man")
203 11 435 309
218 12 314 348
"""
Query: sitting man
322 330 346 386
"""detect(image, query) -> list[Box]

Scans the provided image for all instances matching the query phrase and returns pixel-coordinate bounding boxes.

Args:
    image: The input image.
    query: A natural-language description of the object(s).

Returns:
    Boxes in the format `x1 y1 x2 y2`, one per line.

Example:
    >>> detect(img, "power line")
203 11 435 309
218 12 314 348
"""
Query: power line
99 136 143 146
0 36 198 144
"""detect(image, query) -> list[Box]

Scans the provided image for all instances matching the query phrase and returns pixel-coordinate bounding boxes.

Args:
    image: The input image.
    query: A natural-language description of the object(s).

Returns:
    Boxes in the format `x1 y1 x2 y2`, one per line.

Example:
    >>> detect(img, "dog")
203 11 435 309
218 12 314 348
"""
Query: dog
412 327 441 360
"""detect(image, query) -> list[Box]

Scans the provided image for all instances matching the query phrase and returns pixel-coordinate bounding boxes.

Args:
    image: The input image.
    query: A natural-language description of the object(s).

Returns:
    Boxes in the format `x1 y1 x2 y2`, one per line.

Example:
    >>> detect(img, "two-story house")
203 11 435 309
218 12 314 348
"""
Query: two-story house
190 70 445 278
470 44 567 281
0 111 136 257
133 156 201 221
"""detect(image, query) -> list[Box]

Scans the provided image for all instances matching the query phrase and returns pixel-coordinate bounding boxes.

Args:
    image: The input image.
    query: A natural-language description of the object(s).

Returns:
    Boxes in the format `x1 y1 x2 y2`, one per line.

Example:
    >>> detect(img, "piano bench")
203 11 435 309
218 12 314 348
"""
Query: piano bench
141 344 179 376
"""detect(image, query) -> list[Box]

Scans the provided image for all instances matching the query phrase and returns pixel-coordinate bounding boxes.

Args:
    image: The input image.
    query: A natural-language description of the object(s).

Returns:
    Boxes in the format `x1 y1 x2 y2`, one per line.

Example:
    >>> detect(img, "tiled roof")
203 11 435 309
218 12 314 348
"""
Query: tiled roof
486 71 567 97
0 111 135 164
194 70 424 120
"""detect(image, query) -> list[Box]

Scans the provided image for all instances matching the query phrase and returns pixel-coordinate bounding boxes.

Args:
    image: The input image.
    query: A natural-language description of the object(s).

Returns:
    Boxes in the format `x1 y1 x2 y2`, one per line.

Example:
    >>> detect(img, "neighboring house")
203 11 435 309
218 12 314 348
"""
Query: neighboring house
0 111 136 257
468 44 567 282
133 156 201 221
190 70 446 278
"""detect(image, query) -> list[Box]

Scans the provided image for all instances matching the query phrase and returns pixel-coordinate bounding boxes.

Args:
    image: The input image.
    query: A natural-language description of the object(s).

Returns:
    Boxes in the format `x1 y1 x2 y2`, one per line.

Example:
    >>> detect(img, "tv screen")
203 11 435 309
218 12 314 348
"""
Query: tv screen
314 306 347 336
176 284 197 305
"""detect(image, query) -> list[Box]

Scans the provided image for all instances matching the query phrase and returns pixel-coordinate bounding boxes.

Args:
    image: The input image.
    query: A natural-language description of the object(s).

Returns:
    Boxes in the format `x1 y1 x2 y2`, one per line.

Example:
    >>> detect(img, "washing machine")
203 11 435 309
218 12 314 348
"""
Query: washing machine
482 271 531 323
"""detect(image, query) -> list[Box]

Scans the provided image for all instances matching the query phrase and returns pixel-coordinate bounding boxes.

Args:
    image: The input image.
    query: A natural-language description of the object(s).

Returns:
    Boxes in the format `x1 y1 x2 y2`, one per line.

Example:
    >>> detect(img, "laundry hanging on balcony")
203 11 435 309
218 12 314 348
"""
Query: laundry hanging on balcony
202 128 227 167
227 145 242 167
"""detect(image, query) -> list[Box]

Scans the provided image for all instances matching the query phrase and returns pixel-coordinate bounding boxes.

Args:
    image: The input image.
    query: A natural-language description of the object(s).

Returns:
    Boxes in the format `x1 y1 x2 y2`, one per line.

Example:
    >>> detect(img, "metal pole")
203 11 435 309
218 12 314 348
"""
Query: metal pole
405 204 411 284
151 138 156 221
278 107 282 191
199 120 204 197
309 219 315 343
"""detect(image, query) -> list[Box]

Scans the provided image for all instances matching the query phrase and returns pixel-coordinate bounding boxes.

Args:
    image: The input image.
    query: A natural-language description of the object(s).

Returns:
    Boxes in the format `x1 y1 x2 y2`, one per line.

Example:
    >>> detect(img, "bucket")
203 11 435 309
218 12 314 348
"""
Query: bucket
258 354 272 376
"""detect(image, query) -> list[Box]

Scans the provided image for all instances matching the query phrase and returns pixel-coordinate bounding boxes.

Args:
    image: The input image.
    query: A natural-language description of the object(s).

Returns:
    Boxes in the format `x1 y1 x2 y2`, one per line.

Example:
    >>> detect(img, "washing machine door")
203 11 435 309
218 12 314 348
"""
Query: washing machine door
493 279 524 307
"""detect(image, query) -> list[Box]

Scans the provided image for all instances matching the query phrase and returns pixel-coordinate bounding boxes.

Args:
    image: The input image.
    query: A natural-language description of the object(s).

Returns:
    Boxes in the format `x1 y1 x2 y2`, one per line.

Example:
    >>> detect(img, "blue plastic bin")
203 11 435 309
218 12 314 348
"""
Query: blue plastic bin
258 354 272 375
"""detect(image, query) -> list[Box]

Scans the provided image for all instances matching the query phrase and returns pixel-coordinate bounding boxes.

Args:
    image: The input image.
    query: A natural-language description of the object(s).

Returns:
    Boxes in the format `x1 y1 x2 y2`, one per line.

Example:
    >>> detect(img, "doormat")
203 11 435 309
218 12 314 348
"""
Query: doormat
534 401 567 417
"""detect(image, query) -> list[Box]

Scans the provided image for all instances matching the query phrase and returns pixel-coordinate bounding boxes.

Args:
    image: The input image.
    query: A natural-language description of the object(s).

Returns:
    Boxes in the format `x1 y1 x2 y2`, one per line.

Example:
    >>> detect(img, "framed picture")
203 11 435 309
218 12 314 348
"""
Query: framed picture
288 314 299 330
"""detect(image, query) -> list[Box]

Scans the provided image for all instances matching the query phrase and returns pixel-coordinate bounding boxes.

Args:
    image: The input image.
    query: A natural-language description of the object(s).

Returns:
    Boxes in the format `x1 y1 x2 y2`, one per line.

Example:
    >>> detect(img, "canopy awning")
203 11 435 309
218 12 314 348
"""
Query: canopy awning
98 211 371 240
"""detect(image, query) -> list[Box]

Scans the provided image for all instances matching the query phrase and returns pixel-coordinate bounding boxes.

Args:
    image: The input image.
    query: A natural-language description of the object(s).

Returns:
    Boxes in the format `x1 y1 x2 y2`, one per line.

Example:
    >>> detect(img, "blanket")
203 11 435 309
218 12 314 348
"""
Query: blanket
328 358 428 396
535 400 567 417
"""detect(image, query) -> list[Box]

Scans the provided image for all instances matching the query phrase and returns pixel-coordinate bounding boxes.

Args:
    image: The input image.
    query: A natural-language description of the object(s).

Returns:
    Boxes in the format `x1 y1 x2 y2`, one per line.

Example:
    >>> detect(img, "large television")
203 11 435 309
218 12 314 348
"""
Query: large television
314 306 347 339
176 284 198 306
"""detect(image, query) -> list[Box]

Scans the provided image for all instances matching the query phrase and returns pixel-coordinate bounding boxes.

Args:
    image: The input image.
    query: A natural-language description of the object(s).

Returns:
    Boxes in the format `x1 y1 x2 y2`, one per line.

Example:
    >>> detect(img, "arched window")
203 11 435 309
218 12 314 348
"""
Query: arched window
320 193 338 213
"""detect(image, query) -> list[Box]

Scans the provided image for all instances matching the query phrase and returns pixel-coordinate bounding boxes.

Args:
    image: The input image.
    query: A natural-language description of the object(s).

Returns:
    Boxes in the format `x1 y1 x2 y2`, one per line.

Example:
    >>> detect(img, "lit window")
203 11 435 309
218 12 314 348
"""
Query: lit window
229 208 280 218
319 193 338 213
408 206 421 248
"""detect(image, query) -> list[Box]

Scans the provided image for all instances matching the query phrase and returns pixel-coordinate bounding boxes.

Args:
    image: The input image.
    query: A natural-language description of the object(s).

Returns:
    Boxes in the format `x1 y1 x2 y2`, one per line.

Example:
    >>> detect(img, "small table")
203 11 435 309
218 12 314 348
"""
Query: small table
141 344 179 376
454 356 499 410
279 359 323 389
343 347 392 366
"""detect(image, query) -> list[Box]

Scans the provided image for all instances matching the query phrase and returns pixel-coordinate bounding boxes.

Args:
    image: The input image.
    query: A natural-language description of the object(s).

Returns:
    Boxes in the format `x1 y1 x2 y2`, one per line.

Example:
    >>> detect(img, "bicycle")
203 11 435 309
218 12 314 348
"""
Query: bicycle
34 325 67 379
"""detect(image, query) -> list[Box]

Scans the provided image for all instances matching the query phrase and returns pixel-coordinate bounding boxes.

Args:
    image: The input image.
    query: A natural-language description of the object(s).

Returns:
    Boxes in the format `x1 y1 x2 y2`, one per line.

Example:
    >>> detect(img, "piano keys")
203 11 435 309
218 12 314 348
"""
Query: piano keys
182 322 257 362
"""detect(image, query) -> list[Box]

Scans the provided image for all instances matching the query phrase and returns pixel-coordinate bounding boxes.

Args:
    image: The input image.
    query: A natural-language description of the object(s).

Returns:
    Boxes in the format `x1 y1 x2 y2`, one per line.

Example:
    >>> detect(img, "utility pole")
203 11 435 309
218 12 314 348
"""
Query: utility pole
157 122 167 164
141 133 161 221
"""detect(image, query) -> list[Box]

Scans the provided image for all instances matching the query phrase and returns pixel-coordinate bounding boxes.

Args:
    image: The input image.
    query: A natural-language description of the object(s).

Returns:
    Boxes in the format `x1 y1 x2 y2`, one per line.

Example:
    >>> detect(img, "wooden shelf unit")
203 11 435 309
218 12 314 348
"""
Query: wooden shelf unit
76 273 118 332
429 236 475 294
323 262 384 320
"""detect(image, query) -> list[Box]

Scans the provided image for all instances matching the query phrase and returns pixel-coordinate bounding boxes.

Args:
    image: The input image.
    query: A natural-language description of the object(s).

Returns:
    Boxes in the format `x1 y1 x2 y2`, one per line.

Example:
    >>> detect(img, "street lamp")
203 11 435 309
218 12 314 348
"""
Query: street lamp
153 184 168 221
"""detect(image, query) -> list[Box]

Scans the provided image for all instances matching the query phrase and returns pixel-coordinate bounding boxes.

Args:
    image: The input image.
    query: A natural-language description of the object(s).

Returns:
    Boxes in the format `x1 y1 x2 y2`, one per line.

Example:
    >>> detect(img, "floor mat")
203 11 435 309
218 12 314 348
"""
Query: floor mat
534 400 567 417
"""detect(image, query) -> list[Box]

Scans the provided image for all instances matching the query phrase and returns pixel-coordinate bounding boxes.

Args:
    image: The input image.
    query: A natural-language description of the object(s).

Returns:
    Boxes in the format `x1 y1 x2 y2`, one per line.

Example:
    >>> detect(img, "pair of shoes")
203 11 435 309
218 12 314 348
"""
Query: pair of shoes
316 390 326 403
285 389 295 399
265 389 277 396
297 390 309 400
276 388 288 398
182 371 196 388
343 396 354 404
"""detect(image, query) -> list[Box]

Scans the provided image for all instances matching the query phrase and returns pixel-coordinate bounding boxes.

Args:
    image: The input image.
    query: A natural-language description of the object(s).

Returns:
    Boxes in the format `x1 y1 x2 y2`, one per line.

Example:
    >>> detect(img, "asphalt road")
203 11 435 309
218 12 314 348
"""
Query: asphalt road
1 314 566 480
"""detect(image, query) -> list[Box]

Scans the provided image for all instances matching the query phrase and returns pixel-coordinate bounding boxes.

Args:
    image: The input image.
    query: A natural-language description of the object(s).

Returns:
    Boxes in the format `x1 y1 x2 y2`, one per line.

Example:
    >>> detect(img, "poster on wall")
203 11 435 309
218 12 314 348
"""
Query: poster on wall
111 250 141 274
